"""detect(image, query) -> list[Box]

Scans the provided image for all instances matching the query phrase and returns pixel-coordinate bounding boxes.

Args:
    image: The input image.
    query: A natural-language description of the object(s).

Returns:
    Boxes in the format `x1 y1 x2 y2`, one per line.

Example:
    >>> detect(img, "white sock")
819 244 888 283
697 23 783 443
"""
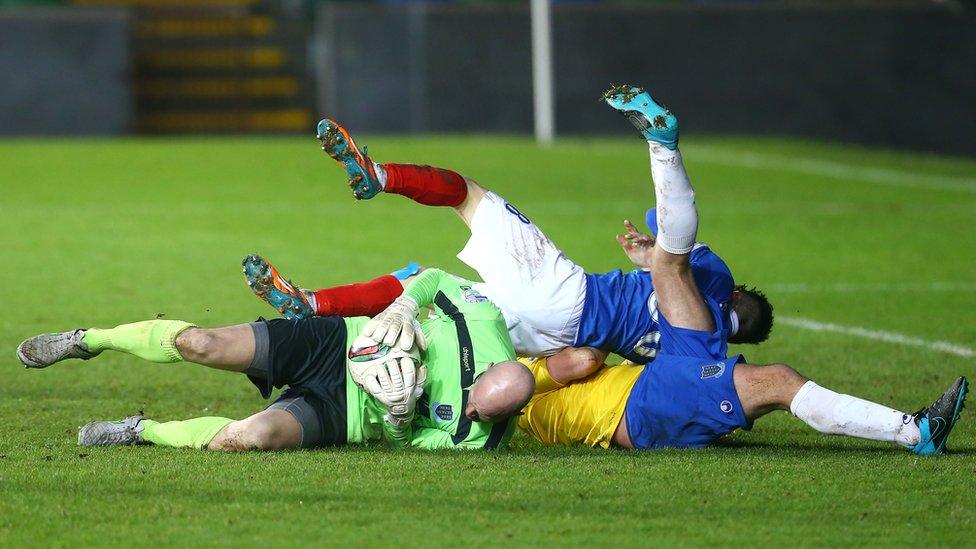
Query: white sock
373 162 387 190
790 381 920 448
648 142 697 254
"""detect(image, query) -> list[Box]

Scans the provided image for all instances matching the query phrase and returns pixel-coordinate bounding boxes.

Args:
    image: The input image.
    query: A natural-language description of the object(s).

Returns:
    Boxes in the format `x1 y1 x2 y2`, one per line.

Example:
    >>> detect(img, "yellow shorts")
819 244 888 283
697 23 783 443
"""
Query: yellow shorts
518 357 644 448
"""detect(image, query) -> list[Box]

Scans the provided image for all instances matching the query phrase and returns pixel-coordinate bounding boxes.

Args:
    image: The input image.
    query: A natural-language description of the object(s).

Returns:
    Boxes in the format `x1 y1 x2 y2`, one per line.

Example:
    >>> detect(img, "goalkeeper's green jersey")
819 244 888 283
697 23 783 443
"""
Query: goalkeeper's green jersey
343 268 518 450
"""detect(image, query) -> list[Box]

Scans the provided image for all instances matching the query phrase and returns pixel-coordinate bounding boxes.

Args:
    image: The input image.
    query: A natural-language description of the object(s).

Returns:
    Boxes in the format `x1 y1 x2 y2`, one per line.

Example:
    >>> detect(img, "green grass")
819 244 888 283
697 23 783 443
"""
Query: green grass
1 135 975 546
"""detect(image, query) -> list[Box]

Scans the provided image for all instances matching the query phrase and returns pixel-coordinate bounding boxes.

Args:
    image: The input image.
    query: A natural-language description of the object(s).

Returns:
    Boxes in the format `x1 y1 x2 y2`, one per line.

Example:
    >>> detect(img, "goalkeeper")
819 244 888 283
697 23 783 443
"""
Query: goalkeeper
16 268 534 451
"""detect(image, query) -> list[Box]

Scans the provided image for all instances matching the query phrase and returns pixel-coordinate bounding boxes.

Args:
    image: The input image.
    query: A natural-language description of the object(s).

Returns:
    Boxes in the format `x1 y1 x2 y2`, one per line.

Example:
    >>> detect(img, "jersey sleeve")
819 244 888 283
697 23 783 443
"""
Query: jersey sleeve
402 268 499 319
689 246 735 303
408 418 513 450
645 208 659 237
380 406 512 450
401 268 449 307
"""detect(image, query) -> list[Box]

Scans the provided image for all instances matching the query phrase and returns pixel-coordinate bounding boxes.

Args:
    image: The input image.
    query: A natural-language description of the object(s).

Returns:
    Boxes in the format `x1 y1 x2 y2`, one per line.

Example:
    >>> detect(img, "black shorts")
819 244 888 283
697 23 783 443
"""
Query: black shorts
246 317 348 448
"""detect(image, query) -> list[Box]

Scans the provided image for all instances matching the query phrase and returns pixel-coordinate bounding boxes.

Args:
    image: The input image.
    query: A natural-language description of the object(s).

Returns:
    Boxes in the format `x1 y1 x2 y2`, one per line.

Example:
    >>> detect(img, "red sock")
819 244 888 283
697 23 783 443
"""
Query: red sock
312 275 404 317
383 164 468 207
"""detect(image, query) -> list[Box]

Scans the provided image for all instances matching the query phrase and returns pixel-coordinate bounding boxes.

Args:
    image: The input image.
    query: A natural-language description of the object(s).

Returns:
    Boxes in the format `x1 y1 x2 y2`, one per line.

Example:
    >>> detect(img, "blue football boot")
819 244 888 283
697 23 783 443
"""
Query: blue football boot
910 376 968 456
390 261 421 281
317 118 382 200
242 254 314 320
602 84 679 150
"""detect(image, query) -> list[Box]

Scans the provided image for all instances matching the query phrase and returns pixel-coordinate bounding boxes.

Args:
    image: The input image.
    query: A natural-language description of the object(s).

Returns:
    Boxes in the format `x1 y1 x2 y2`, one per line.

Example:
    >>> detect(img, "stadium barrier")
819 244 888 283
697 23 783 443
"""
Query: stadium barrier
0 8 132 136
315 3 976 156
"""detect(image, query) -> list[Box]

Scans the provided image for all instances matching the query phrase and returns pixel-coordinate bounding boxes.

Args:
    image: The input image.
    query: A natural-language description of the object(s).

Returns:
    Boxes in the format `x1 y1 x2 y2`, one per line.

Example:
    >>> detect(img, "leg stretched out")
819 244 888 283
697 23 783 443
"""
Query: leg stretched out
316 118 588 358
18 319 253 372
734 362 967 455
18 318 340 452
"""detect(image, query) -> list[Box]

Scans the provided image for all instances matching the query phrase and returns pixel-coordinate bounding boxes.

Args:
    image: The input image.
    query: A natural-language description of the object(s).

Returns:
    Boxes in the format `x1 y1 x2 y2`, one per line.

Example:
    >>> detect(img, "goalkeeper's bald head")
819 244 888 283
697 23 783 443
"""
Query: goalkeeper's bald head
466 360 535 423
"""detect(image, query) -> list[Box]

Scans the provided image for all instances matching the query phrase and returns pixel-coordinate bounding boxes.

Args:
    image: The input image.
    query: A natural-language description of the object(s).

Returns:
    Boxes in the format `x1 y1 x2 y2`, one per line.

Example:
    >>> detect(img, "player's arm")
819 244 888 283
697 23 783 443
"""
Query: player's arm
400 267 455 307
381 419 414 449
545 347 607 385
406 425 503 450
361 268 457 350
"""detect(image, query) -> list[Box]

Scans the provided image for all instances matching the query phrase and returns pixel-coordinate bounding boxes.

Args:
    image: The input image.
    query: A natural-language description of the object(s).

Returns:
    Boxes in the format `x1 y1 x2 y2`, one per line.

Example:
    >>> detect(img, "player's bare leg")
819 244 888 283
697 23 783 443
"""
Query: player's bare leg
734 364 968 456
453 178 488 227
206 409 301 451
18 319 255 372
20 319 304 451
78 408 302 451
173 325 255 372
604 85 711 331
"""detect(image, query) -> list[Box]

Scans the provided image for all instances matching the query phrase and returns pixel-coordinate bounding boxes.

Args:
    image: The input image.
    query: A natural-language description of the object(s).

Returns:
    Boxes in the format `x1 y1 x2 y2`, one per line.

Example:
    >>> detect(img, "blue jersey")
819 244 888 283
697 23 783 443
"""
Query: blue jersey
574 234 735 363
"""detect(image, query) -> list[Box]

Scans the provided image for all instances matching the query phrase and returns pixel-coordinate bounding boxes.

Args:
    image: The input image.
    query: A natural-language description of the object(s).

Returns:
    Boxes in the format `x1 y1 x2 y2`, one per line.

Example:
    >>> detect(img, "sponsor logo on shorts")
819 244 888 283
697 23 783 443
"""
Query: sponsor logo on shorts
433 402 454 422
720 400 734 414
701 362 726 379
460 286 488 303
505 203 531 224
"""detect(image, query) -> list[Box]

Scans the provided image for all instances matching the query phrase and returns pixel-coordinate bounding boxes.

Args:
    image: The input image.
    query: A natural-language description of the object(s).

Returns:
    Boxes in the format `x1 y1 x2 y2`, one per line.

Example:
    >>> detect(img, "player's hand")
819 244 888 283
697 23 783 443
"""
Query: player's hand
377 359 427 428
362 296 427 352
362 356 416 408
616 219 656 270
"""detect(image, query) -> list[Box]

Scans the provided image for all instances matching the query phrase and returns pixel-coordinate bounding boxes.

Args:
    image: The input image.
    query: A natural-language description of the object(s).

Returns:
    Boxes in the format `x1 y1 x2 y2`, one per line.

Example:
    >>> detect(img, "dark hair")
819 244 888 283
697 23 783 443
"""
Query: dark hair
729 285 774 344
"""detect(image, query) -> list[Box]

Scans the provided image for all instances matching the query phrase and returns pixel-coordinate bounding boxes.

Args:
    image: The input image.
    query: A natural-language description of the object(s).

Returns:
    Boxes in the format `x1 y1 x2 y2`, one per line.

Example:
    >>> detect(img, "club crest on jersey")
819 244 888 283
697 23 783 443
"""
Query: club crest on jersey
432 402 454 422
460 286 488 304
701 362 726 379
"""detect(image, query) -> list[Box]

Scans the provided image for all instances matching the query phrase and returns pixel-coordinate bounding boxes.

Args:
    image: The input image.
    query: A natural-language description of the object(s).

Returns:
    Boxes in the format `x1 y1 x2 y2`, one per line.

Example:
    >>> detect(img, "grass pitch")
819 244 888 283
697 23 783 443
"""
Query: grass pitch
1 135 975 546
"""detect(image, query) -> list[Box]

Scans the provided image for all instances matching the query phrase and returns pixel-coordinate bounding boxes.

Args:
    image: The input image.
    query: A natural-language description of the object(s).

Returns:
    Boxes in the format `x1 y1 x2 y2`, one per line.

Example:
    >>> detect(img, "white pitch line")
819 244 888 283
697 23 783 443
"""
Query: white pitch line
767 282 976 294
779 316 975 358
690 147 976 194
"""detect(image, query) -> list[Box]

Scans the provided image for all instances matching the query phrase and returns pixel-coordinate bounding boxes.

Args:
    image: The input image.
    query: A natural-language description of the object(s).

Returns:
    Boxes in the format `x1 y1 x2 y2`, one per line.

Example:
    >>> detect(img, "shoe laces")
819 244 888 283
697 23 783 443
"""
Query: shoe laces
910 407 928 423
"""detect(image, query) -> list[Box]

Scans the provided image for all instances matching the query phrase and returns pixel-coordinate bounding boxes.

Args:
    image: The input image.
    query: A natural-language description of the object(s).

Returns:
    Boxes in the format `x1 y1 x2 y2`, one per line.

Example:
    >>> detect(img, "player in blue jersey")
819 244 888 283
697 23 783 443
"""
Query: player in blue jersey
244 116 772 368
517 84 966 455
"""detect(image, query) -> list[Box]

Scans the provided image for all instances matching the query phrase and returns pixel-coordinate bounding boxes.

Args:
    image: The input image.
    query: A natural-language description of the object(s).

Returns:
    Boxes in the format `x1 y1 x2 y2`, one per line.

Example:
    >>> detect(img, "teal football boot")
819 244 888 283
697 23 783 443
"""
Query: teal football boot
910 376 968 456
602 84 679 150
317 118 382 200
242 254 314 320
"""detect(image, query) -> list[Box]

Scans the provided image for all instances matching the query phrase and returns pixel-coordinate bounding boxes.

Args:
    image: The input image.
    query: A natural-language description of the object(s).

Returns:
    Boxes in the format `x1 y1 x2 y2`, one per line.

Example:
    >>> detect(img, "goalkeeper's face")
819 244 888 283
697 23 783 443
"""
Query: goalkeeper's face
465 360 535 422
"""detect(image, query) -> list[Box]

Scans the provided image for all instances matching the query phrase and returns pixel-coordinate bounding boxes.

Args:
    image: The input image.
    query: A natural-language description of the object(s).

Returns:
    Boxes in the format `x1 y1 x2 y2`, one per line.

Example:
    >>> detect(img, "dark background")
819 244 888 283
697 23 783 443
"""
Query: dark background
2 1 975 156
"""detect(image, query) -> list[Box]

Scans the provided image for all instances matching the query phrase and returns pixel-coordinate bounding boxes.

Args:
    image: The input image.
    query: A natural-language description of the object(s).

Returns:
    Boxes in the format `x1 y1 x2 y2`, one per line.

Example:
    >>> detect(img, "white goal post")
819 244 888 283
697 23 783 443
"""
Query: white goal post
530 0 555 143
